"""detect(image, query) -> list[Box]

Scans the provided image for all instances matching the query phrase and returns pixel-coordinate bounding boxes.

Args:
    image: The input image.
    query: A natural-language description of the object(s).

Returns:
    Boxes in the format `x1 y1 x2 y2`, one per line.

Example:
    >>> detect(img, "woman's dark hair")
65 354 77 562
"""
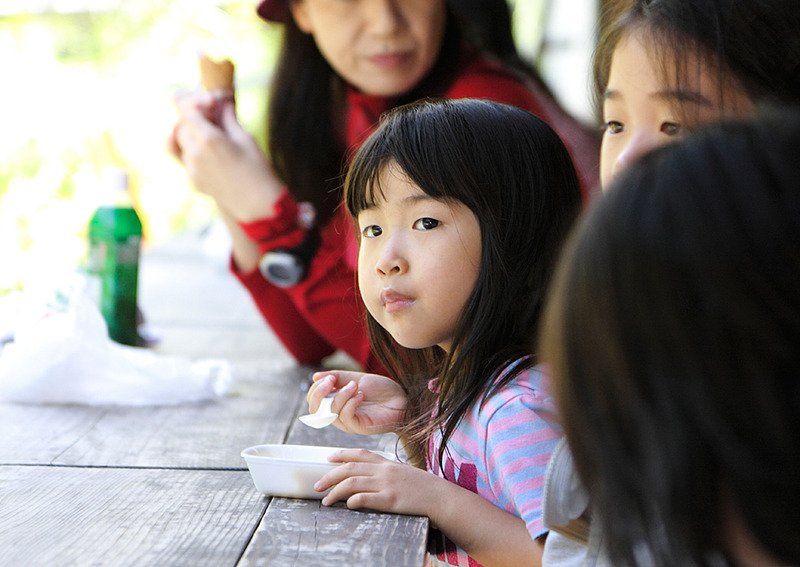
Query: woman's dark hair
344 98 582 467
593 0 800 117
268 4 464 224
541 107 800 566
449 0 548 91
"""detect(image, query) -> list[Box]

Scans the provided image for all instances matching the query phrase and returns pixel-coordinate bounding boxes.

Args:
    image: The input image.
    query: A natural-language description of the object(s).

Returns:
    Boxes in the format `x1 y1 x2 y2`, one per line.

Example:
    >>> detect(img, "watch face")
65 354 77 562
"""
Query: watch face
259 252 306 288
265 262 296 283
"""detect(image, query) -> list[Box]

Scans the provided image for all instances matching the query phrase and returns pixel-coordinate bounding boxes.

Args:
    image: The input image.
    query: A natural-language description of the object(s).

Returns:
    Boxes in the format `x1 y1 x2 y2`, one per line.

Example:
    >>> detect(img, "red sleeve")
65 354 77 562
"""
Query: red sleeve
232 204 386 374
232 263 338 366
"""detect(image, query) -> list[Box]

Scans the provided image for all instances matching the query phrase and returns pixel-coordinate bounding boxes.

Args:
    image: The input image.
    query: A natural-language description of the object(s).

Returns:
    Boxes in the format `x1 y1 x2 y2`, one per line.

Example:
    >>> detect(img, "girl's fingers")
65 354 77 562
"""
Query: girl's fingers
311 370 347 387
306 374 336 412
336 389 365 424
318 466 379 506
314 455 384 492
328 448 387 464
331 380 358 414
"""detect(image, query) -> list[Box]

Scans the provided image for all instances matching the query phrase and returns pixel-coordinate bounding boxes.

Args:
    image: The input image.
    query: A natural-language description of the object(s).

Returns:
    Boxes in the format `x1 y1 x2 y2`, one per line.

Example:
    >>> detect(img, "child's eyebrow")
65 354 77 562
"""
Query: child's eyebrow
603 88 713 107
653 89 713 106
359 194 440 213
400 194 439 206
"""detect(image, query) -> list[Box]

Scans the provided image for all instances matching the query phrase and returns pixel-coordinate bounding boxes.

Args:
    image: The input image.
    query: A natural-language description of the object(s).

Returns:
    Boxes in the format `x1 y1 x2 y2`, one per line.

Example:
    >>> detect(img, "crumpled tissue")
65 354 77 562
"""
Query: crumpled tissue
0 278 231 406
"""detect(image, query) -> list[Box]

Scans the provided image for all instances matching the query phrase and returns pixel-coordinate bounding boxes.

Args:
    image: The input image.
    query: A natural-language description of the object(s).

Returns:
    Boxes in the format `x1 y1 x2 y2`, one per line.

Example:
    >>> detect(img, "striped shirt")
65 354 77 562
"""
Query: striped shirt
427 361 562 567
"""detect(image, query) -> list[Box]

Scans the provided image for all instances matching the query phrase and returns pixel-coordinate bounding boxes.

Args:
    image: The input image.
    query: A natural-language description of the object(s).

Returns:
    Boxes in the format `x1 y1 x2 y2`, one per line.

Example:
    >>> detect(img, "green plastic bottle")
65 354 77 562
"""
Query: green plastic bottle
88 168 143 346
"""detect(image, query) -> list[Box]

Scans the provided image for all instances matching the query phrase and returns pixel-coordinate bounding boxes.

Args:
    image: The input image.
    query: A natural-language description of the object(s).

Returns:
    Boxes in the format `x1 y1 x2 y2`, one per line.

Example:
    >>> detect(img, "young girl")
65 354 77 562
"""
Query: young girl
540 108 800 567
541 2 800 561
306 98 583 567
594 0 800 189
167 0 597 374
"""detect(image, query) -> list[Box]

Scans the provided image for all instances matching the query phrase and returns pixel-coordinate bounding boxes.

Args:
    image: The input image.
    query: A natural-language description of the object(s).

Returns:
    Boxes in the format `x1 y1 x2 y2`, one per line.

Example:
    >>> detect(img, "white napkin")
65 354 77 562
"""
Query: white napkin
0 276 231 406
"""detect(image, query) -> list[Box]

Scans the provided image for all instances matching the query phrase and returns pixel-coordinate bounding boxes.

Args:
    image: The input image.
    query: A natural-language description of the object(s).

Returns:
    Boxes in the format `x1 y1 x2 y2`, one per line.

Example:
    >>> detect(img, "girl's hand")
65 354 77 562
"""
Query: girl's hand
315 448 445 517
167 92 282 222
308 372 406 435
319 449 546 567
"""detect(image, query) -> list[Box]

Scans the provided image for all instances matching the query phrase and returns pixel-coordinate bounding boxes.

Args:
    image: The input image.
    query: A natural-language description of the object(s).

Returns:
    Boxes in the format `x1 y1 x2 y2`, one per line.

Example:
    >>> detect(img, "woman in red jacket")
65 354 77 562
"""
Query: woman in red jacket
168 0 598 373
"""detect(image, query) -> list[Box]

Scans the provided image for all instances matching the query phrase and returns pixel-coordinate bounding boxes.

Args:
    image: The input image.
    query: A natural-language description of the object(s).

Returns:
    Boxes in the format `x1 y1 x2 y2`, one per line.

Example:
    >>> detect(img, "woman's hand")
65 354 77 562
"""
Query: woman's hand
308 371 406 435
167 91 282 222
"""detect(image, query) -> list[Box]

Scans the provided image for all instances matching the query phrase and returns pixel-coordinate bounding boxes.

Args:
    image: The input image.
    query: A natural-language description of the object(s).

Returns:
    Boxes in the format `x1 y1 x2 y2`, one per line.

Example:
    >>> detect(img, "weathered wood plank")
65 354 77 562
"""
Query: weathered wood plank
0 465 266 567
239 499 428 567
0 403 106 465
1 230 429 567
138 229 266 328
149 325 293 365
0 367 310 469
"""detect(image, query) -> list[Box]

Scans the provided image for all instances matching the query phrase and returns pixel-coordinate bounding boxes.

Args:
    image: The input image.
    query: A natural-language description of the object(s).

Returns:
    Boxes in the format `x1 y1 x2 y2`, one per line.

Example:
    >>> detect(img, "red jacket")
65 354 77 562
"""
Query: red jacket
234 52 599 372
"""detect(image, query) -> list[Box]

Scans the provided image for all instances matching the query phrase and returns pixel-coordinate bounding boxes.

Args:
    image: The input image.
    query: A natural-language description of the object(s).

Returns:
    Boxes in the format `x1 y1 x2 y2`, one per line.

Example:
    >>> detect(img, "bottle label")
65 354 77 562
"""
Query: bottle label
116 236 141 265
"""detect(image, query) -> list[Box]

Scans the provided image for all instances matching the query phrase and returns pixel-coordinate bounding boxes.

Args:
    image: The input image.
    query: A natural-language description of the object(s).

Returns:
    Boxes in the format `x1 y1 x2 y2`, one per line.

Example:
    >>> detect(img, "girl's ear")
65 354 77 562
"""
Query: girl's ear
288 0 314 34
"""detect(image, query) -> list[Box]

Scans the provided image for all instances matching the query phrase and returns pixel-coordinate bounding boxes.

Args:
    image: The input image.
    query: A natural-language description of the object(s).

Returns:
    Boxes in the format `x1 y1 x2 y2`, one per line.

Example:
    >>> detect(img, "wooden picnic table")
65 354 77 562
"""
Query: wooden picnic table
0 229 428 567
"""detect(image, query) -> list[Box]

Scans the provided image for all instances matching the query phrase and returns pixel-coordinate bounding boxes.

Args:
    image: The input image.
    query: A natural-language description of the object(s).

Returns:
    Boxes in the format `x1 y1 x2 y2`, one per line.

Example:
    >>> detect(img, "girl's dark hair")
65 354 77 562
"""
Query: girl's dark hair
268 5 464 224
593 0 800 117
541 107 800 566
345 98 582 467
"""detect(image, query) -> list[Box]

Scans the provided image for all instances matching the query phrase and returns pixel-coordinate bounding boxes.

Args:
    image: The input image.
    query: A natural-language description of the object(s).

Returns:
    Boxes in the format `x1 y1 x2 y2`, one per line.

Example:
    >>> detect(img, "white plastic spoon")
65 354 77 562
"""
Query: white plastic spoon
298 393 338 429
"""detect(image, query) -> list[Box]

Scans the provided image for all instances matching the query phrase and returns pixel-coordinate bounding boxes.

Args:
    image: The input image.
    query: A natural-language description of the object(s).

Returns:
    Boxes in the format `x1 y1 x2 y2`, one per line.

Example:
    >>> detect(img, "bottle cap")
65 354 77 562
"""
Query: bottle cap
102 167 129 193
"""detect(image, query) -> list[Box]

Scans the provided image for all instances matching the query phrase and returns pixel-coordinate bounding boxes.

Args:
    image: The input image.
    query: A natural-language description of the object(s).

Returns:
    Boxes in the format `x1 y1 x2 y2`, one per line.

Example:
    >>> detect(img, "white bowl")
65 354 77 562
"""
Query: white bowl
241 444 396 499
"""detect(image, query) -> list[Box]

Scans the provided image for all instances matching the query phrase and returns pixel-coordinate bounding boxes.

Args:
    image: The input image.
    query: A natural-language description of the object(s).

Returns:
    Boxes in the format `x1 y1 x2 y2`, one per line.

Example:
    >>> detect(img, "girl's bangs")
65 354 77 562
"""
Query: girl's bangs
344 144 391 217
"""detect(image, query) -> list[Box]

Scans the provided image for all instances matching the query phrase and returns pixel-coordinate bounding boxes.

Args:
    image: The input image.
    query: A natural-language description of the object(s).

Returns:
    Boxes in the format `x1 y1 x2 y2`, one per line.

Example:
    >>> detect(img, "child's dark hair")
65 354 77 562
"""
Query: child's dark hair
593 0 800 118
345 98 582 467
541 107 800 566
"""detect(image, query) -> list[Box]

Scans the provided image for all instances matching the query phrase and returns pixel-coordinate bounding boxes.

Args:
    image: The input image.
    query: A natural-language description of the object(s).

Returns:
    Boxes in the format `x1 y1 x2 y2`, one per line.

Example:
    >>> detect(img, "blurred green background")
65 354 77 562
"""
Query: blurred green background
0 0 585 296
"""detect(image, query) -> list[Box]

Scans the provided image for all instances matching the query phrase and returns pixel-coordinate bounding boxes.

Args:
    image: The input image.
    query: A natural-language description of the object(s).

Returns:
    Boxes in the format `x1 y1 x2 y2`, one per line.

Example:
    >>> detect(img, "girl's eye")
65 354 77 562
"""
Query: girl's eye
361 225 382 238
413 218 440 230
660 122 682 136
603 120 624 135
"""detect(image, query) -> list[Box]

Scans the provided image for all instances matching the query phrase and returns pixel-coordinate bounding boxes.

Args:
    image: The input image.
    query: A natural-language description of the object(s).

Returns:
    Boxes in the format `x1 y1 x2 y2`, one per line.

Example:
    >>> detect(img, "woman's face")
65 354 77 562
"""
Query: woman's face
599 28 754 189
290 0 447 97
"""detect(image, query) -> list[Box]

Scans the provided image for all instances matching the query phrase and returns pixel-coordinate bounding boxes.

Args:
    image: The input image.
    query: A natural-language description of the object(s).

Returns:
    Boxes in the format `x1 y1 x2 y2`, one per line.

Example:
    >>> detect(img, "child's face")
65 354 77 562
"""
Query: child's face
356 163 481 353
599 29 754 189
289 0 447 98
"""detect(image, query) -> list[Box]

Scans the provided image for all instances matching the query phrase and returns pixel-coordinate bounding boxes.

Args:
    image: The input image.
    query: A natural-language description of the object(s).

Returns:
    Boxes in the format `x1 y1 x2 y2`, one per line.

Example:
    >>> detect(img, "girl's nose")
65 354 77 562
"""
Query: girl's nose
612 129 660 181
375 240 408 277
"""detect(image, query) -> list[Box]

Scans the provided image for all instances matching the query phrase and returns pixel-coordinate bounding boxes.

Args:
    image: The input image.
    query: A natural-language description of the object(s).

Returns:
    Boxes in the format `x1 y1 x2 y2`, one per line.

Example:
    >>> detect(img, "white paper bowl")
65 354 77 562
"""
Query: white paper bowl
241 444 395 499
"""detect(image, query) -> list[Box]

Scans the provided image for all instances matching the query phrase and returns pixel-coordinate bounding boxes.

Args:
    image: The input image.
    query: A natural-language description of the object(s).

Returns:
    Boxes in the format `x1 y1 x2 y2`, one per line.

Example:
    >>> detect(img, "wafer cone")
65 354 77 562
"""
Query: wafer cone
198 53 235 91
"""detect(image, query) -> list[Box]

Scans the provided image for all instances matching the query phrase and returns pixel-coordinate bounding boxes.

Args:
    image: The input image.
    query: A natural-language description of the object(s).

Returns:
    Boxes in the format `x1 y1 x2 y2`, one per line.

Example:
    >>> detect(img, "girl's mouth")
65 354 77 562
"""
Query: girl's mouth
380 289 414 313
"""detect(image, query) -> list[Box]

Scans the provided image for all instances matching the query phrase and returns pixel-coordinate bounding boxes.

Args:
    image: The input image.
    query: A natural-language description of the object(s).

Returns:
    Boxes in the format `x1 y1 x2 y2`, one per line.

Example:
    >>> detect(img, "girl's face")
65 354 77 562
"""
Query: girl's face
356 162 481 353
600 29 754 189
289 0 447 97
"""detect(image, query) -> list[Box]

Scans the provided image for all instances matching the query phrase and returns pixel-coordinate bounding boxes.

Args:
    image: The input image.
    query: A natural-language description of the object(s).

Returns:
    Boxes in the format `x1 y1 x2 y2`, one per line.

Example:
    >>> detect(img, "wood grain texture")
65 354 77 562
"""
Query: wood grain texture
0 466 266 567
138 230 266 328
239 499 428 567
0 370 309 469
0 231 428 566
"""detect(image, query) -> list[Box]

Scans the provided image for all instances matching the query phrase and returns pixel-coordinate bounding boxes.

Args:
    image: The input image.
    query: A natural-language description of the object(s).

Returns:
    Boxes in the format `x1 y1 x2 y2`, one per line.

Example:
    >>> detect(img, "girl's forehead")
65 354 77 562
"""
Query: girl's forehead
368 162 424 205
612 27 753 112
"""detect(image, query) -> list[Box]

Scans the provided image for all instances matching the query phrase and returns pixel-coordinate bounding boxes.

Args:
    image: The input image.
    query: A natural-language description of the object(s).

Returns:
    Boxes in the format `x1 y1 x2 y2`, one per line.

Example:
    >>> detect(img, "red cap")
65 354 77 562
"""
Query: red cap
256 0 289 23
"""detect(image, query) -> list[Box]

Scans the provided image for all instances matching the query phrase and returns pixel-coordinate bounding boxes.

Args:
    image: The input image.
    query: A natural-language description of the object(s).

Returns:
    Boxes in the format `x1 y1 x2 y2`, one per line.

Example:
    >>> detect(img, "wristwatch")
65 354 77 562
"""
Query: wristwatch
258 202 319 288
